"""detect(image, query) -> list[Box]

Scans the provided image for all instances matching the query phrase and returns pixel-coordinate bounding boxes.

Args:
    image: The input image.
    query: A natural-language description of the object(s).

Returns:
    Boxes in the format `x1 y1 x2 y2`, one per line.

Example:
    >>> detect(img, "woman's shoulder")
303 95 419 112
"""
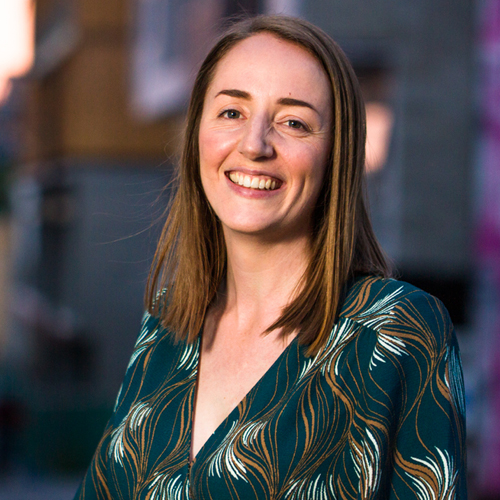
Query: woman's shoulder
340 275 454 346
135 308 179 348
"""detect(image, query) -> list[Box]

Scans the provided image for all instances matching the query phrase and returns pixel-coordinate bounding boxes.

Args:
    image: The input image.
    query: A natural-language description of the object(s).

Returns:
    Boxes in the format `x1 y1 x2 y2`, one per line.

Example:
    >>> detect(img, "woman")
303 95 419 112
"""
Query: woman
76 15 467 499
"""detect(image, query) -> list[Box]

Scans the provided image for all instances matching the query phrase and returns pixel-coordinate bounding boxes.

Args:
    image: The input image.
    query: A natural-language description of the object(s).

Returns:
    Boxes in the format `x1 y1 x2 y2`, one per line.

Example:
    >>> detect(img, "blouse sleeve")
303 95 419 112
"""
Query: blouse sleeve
73 312 161 500
366 290 468 499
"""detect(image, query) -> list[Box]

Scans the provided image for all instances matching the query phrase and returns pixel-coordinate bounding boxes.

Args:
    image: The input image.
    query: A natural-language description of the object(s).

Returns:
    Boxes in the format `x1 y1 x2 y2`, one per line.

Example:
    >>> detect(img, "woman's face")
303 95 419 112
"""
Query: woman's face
199 33 332 242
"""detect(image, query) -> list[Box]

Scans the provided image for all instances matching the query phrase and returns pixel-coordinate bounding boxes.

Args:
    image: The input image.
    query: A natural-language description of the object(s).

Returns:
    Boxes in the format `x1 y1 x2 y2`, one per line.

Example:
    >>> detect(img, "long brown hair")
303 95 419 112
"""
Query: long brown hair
146 15 391 356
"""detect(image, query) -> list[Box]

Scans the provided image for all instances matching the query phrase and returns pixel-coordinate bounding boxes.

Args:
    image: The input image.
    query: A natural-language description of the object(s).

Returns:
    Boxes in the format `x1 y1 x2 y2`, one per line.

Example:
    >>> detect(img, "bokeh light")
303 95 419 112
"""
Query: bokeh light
0 0 35 104
365 101 394 173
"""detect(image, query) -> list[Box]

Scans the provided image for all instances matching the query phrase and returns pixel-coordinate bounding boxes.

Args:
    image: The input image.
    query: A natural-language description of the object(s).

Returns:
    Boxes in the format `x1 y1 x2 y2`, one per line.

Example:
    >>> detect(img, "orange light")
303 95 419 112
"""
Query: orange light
0 0 35 104
365 101 394 173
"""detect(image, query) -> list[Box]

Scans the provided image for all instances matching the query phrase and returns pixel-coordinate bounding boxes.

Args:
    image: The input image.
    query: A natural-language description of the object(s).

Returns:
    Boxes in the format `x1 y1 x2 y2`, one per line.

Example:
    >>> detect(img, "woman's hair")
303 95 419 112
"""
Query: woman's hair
146 15 391 356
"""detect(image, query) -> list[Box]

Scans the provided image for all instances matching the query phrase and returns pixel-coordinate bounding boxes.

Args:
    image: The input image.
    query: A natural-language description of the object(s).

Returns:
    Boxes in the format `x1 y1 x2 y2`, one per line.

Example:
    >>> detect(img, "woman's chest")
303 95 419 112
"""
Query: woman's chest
108 334 368 500
191 330 296 459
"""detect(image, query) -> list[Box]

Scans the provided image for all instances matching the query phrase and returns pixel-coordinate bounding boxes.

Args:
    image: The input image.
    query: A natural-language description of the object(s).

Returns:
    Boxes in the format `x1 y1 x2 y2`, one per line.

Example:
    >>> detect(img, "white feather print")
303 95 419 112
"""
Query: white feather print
284 474 335 500
177 339 200 375
207 420 267 481
355 286 403 331
127 314 158 370
406 447 459 500
298 357 315 381
128 402 152 431
349 429 382 498
109 419 127 466
207 420 248 481
108 402 152 466
319 319 358 376
345 286 410 371
112 383 123 412
148 473 190 500
369 332 409 370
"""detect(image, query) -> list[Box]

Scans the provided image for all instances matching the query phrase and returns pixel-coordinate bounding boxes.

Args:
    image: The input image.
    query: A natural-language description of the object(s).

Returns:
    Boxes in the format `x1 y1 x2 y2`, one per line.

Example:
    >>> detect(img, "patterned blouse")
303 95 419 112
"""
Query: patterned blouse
75 276 467 499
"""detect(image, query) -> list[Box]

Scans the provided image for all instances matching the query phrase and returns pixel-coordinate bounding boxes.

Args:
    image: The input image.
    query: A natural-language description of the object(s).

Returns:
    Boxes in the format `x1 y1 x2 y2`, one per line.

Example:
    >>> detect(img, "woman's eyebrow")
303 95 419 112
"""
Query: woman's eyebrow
215 90 317 112
277 97 317 113
215 89 250 99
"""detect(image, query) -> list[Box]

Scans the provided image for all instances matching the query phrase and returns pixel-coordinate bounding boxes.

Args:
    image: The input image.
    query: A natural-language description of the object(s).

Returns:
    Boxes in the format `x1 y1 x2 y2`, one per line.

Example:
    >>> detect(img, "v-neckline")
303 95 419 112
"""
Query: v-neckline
188 332 299 465
186 276 366 465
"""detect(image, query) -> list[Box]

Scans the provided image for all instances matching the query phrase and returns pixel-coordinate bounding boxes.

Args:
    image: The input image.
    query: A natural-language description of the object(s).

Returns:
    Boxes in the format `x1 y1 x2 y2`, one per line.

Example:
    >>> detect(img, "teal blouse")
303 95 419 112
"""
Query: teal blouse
75 276 467 499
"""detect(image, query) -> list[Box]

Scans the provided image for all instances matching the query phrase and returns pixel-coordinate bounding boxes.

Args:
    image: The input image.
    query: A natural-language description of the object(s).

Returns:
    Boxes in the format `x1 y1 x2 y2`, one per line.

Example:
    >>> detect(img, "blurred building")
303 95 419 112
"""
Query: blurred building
471 0 500 496
1 0 479 494
2 0 178 473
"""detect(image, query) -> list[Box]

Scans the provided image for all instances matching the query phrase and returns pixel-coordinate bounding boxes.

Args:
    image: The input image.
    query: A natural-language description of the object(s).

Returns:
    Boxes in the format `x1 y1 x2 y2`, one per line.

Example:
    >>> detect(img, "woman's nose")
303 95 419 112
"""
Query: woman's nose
237 118 274 160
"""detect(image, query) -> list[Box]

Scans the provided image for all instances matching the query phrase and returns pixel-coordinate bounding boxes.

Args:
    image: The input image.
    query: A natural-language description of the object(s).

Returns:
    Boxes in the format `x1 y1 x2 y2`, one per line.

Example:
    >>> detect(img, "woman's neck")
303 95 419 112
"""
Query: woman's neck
217 232 312 332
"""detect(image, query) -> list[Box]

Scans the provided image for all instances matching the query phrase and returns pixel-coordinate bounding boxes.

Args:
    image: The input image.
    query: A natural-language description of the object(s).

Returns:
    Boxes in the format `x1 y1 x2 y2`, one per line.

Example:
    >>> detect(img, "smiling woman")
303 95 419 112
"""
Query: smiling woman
75 15 467 500
199 34 332 241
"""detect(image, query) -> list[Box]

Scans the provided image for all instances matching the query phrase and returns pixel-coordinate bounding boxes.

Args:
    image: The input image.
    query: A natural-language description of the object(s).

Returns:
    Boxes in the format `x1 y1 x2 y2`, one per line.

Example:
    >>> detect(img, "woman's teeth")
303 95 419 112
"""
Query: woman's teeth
228 172 278 190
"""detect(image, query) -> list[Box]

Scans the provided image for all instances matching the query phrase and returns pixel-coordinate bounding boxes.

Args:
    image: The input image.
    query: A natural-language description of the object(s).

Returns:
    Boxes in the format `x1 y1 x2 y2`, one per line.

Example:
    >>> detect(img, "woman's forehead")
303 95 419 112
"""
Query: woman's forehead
205 33 332 108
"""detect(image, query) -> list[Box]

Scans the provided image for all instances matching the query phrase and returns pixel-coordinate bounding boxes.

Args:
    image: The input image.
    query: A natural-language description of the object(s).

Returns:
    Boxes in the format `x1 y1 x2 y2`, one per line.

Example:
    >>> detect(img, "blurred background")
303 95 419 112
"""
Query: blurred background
0 0 497 498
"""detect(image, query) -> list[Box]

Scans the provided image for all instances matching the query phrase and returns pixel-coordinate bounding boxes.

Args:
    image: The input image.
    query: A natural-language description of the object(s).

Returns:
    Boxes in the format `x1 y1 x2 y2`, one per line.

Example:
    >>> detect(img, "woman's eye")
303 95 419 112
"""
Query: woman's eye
286 119 306 130
221 109 241 119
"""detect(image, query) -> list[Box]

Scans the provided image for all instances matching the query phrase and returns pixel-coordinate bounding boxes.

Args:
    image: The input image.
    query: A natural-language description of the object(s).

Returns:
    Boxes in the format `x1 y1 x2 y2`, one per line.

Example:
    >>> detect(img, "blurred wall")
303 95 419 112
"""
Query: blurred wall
2 0 179 474
313 0 472 267
24 0 181 162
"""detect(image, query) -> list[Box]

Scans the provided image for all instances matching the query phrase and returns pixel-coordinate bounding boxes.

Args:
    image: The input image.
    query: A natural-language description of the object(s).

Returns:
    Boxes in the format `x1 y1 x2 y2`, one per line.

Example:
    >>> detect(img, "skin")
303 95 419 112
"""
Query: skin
191 33 333 461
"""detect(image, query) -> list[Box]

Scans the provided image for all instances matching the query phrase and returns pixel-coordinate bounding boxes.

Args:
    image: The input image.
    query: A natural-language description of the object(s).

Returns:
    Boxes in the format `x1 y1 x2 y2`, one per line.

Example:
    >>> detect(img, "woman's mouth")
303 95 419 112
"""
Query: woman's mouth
228 171 282 191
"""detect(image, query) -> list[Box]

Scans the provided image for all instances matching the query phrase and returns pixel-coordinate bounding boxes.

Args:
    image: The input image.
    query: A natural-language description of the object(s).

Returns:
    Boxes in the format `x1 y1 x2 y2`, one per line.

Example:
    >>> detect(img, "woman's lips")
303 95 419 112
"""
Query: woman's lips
227 171 282 191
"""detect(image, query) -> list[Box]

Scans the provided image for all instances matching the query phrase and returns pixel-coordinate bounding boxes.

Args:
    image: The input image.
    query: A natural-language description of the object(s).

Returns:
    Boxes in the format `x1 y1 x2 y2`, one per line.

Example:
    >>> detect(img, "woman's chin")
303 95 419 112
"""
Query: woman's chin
221 219 311 244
